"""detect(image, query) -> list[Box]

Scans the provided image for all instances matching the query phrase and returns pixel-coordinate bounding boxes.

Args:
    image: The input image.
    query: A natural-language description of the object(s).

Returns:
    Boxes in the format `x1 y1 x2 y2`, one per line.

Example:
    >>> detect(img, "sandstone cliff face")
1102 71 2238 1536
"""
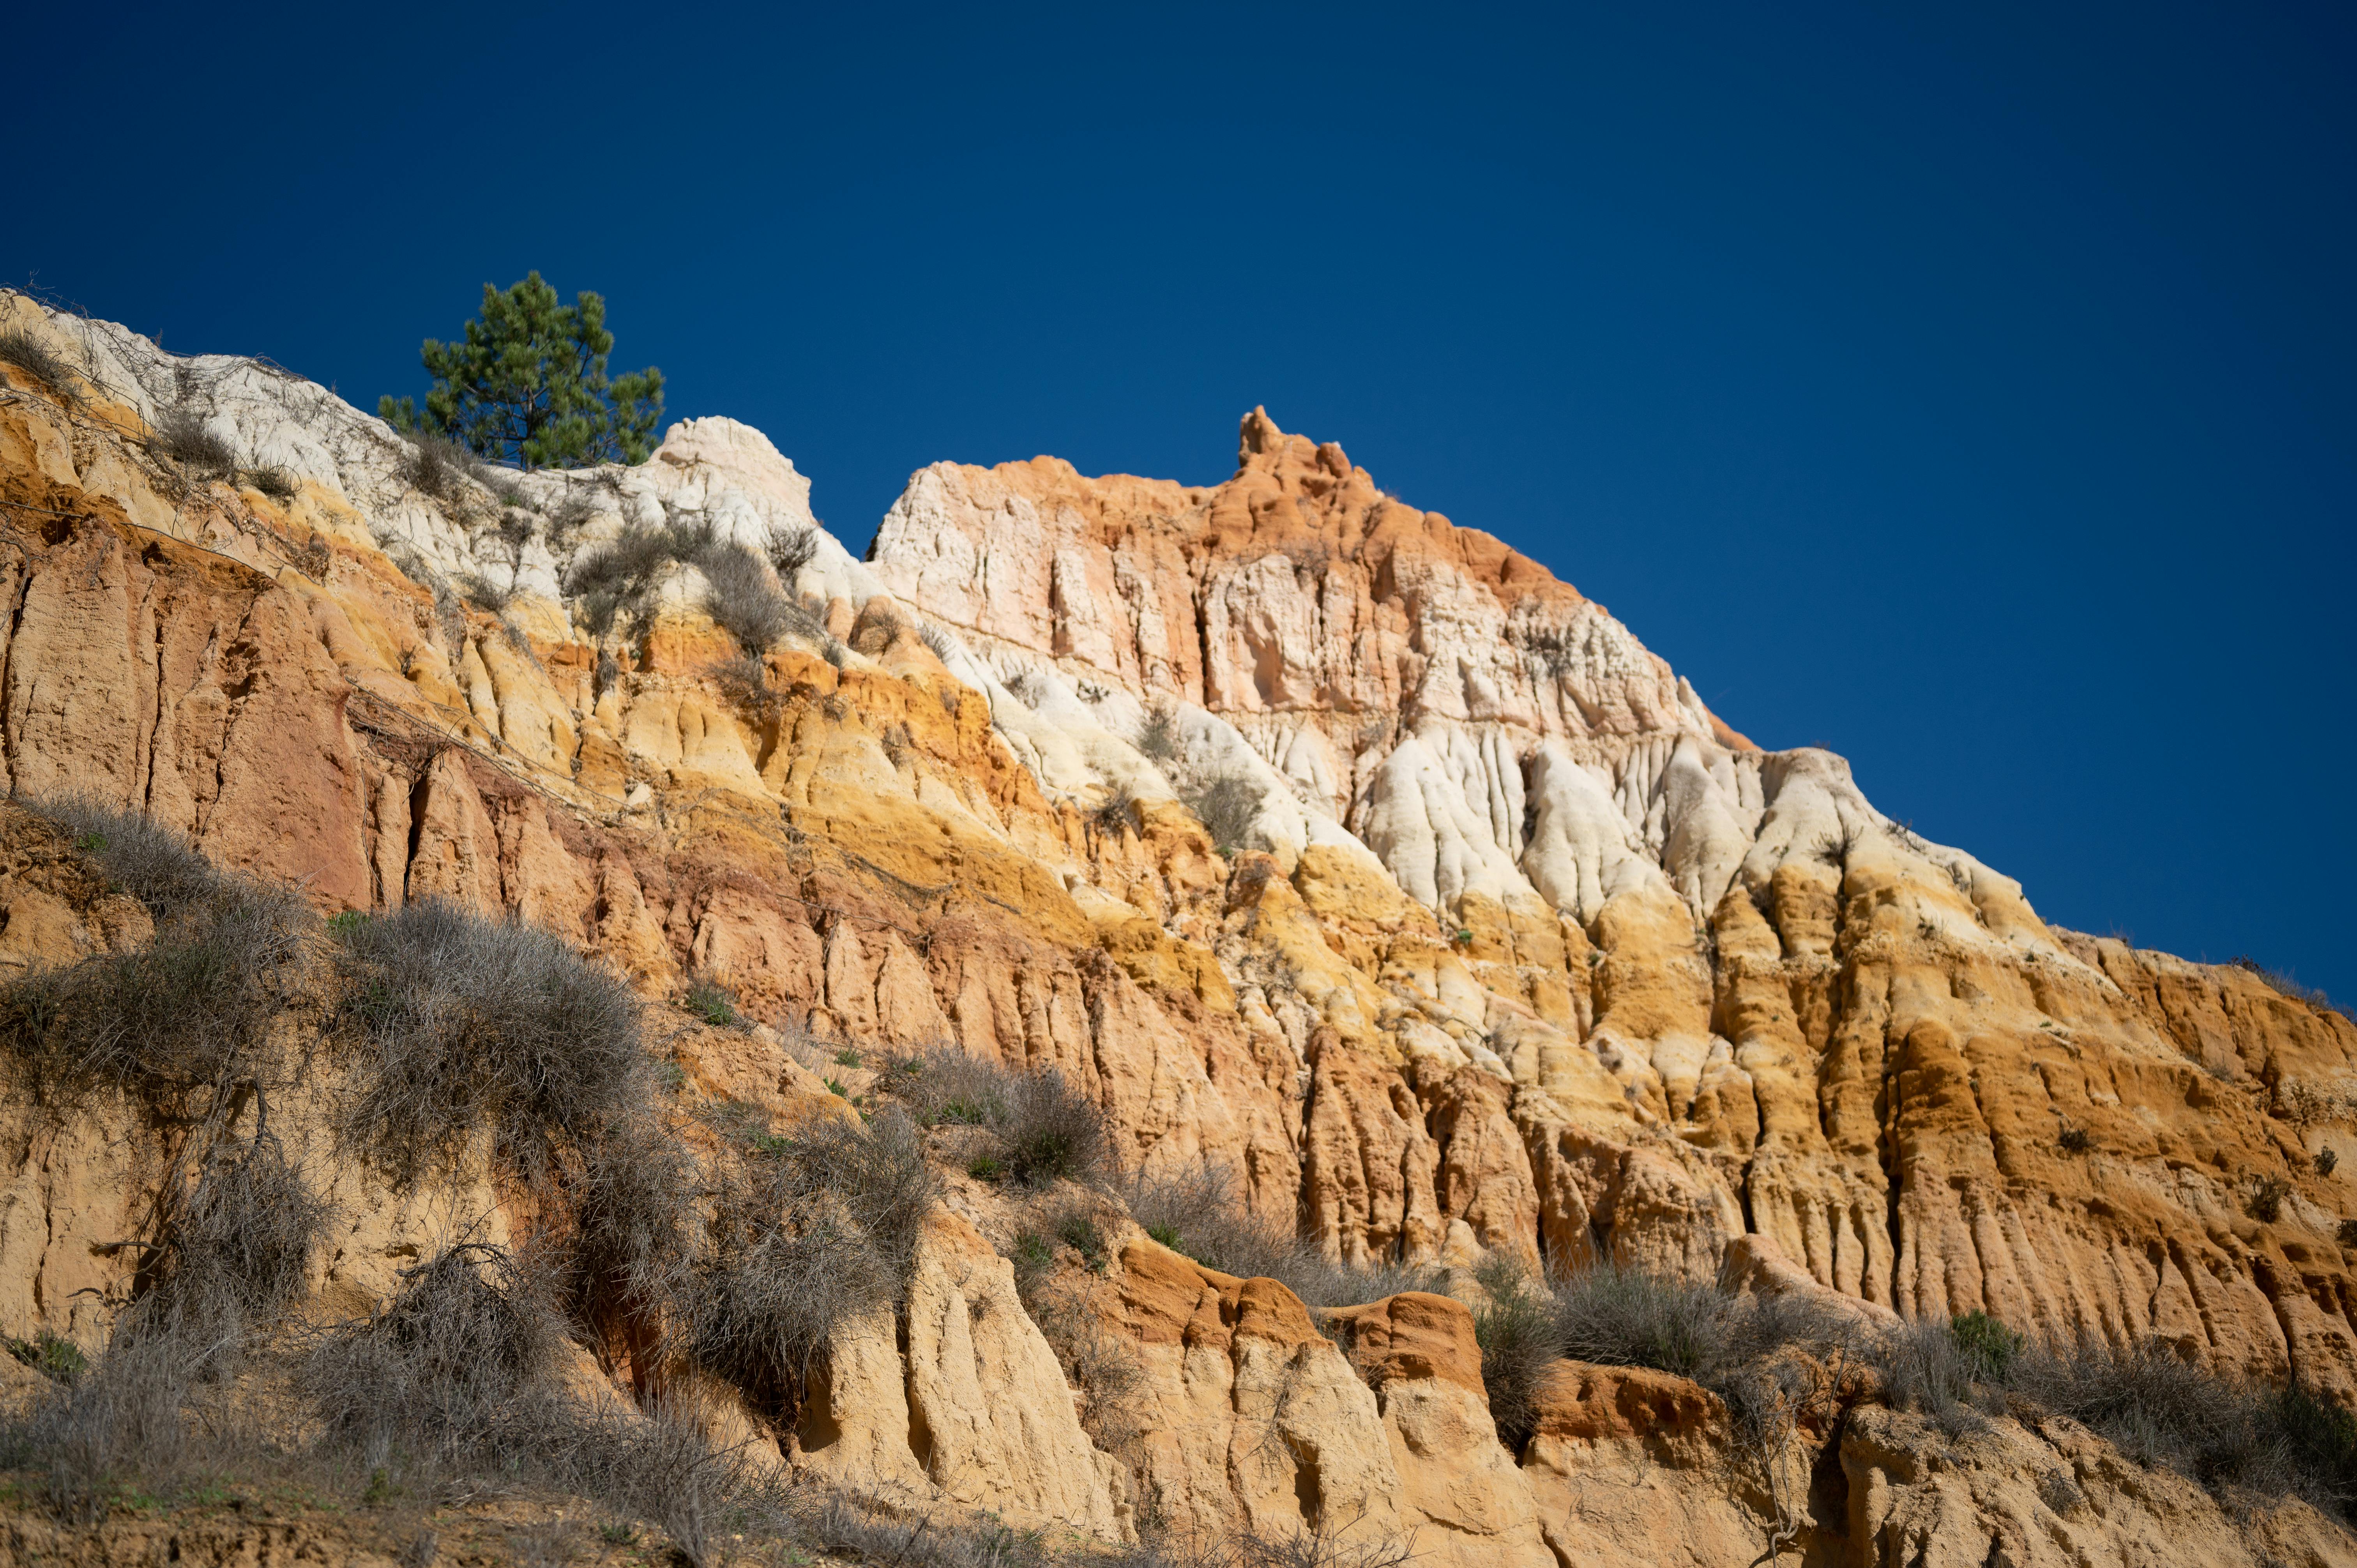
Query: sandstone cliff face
3 290 2355 1564
861 402 2357 1392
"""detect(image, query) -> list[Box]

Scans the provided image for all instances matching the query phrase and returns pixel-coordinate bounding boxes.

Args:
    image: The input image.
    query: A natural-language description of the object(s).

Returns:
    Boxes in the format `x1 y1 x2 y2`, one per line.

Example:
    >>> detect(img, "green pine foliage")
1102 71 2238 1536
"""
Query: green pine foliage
381 272 664 470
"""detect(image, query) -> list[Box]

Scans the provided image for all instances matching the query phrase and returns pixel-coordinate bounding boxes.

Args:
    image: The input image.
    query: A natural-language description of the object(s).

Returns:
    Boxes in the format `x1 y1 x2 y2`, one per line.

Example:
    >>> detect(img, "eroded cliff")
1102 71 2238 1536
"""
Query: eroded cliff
2 289 2353 1566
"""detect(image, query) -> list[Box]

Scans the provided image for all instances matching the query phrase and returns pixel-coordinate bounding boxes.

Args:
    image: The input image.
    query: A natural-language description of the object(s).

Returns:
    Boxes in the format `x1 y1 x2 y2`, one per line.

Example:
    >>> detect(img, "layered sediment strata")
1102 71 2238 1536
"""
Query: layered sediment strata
2 291 2354 1563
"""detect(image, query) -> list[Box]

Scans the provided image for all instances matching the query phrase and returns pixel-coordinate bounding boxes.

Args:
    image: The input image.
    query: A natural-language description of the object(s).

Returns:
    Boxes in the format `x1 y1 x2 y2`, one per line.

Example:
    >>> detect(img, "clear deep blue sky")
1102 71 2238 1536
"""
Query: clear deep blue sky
14 2 2353 999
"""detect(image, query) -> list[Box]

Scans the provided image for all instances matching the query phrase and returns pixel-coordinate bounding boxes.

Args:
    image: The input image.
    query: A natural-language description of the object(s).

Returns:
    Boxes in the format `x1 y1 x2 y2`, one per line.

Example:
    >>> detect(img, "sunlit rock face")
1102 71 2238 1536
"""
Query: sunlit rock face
4 290 2356 1565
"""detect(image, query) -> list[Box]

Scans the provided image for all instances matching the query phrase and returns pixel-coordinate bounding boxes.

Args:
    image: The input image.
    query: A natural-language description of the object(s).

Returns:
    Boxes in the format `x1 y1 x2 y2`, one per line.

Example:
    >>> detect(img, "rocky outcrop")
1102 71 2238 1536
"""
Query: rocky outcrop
795 1212 1130 1539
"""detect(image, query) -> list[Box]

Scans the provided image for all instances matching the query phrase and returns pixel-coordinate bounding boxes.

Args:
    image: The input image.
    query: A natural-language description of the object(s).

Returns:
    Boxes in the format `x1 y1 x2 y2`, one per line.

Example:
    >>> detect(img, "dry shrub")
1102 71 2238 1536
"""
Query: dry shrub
682 1107 938 1421
566 520 818 657
918 621 960 664
803 1491 1047 1568
134 1132 331 1346
455 571 512 612
2 1331 204 1523
712 654 786 724
299 1241 776 1564
568 520 693 603
150 406 237 475
1853 1310 2357 1517
2231 955 2353 1022
699 539 796 653
1004 1211 1147 1455
0 802 311 1116
1467 1259 1559 1454
1182 773 1260 856
22 792 224 921
547 486 605 541
245 464 298 501
809 1496 1414 1568
883 1044 1108 1188
1473 1259 1859 1467
328 899 645 1187
0 327 80 401
2005 1335 2357 1512
1547 1262 1732 1376
1136 703 1180 761
1093 783 1137 836
563 1106 699 1322
0 800 324 1361
303 1241 563 1467
1123 1162 1439 1308
1095 1520 1415 1568
1867 1317 1998 1436
404 431 488 502
0 890 308 1111
767 526 819 579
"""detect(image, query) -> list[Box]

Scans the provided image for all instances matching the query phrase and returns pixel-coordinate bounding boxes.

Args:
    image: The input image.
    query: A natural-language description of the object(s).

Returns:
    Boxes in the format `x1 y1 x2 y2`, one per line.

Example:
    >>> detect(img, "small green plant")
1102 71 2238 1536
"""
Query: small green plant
659 1059 687 1093
327 910 372 935
1949 1310 2023 1382
4 1330 87 1384
362 1467 395 1508
72 832 108 853
937 1097 992 1126
599 1522 637 1546
2248 1173 2293 1224
966 1154 1005 1183
1007 1121 1090 1185
1146 1222 1183 1249
824 1078 849 1098
684 975 736 1027
1454 927 1474 946
1005 1229 1057 1302
1057 1210 1110 1272
834 1048 863 1067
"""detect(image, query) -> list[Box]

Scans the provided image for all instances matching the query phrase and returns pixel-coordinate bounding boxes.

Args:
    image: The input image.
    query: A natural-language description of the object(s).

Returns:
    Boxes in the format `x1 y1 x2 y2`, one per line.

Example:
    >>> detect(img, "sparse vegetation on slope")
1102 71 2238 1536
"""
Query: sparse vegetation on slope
0 328 80 401
682 1101 936 1421
1180 772 1259 856
327 898 647 1188
565 516 823 655
1915 1323 2357 1515
0 812 979 1562
148 404 237 476
883 1043 1111 1188
1124 1162 1441 1308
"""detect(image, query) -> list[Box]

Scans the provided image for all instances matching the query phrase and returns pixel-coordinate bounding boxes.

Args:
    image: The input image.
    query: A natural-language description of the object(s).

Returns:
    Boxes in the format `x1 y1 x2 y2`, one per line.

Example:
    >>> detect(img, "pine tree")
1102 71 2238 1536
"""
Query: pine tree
380 273 664 470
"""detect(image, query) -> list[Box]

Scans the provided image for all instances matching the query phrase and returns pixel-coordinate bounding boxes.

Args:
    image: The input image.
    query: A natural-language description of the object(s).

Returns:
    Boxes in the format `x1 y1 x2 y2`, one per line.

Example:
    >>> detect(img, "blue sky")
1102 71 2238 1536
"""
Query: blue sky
15 2 2354 999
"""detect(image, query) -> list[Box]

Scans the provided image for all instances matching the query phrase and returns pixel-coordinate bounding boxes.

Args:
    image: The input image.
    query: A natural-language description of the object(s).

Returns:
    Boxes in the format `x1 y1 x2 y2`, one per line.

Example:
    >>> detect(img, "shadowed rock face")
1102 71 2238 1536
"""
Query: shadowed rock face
2 290 2355 1564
